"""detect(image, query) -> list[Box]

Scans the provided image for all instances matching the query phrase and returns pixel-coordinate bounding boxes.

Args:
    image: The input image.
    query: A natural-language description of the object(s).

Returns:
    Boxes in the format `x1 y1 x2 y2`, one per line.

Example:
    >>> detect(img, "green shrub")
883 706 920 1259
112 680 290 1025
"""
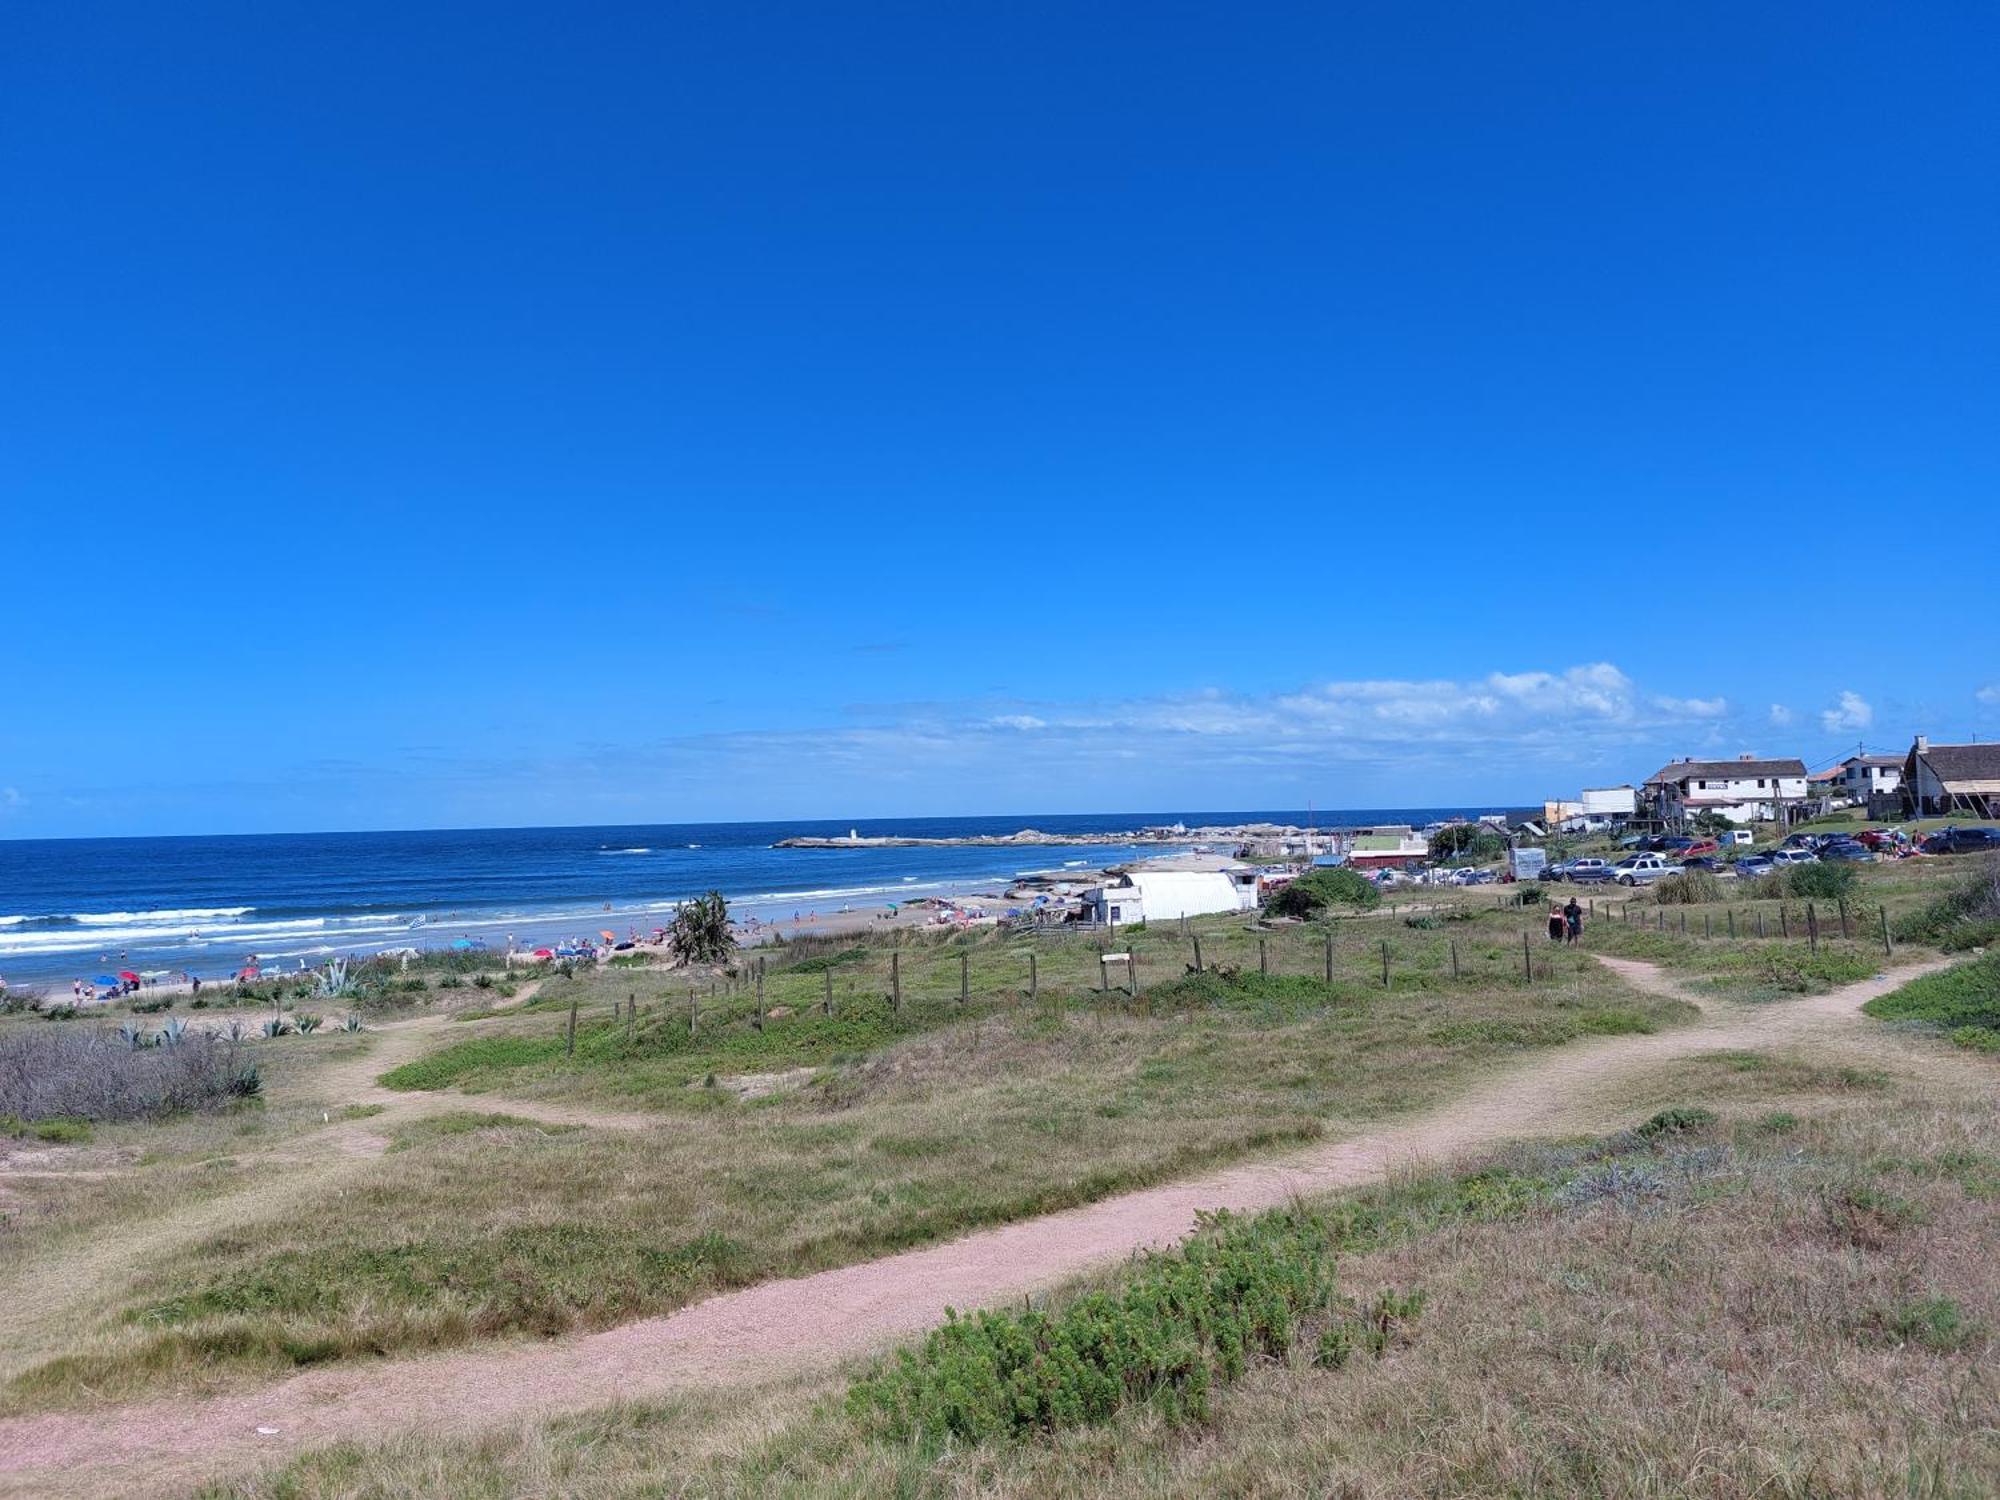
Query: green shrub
848 1207 1411 1443
1655 871 1724 905
1266 869 1382 918
1637 1106 1715 1138
1785 862 1859 901
1864 954 2000 1042
1893 858 2000 949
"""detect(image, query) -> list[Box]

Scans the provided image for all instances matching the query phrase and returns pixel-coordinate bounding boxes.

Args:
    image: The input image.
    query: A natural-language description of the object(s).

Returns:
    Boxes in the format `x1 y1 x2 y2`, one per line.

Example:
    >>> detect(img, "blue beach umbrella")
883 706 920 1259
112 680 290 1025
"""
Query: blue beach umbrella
94 974 121 987
450 938 474 951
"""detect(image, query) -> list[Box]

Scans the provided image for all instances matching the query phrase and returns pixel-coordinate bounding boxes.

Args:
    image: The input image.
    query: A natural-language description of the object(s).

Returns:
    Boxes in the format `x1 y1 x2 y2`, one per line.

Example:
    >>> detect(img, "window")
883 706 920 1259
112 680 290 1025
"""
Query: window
1756 779 1766 788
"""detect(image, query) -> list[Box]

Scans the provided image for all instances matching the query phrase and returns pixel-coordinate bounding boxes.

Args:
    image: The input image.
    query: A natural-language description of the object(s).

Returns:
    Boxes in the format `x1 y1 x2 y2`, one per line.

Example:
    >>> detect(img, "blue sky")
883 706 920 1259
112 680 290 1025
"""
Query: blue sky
4 2 1996 838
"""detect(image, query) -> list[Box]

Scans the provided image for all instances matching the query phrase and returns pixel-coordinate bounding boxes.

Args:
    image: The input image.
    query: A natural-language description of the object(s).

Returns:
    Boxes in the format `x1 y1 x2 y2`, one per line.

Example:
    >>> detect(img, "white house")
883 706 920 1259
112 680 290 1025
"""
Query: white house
1831 754 1902 803
1082 869 1256 925
1644 755 1808 825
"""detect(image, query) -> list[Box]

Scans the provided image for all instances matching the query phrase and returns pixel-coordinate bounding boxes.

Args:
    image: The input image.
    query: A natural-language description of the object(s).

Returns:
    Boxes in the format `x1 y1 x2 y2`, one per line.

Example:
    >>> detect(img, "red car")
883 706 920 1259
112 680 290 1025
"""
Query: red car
1855 828 1900 849
1679 839 1719 859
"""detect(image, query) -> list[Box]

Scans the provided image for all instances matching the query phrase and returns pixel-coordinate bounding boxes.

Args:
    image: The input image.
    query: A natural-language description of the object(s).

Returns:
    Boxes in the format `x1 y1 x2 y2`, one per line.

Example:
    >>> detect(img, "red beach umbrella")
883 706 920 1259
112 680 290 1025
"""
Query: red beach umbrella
118 970 141 982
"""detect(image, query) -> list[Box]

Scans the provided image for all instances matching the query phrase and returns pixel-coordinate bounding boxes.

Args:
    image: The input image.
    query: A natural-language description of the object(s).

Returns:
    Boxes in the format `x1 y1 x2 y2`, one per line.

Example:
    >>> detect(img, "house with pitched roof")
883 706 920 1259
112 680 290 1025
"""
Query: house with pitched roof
1902 737 2000 817
1643 754 1809 826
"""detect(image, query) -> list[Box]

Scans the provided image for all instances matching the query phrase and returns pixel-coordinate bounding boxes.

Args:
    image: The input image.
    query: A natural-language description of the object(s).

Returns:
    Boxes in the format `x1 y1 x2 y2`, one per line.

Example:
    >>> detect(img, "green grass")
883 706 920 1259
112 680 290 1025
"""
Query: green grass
210 1089 2000 1499
4 916 1695 1407
1864 953 2000 1047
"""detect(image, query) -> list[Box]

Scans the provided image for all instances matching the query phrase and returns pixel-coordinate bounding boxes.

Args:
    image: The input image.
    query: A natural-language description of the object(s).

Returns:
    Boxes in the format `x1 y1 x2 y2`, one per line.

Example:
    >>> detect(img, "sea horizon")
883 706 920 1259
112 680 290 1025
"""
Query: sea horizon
0 805 1527 986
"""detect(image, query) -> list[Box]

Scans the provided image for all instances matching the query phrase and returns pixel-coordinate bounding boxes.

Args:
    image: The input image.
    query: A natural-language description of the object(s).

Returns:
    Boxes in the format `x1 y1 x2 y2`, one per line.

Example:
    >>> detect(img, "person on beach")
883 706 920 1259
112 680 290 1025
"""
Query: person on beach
1563 896 1583 945
1547 903 1566 943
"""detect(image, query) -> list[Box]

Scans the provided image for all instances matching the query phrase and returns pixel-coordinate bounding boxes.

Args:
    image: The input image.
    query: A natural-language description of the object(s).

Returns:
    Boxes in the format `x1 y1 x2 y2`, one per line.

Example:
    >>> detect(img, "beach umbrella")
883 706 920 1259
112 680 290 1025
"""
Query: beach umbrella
532 947 554 958
118 969 141 982
94 974 121 987
599 929 615 941
450 938 474 951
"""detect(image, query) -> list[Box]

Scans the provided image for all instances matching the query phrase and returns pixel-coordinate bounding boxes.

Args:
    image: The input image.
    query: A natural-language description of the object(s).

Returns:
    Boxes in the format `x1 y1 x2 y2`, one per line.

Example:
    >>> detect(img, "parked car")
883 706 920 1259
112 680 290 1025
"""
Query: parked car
1613 854 1684 886
1768 848 1818 867
1855 828 1901 849
1681 856 1727 873
1547 857 1609 882
1735 854 1777 879
1920 827 2000 855
1680 839 1720 859
1818 841 1875 862
1569 862 1616 885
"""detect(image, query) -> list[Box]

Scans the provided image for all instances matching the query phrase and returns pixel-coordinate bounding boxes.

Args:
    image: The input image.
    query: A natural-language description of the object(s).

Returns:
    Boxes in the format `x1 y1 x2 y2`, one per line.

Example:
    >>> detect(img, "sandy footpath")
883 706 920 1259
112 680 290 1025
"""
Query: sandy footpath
0 955 1966 1498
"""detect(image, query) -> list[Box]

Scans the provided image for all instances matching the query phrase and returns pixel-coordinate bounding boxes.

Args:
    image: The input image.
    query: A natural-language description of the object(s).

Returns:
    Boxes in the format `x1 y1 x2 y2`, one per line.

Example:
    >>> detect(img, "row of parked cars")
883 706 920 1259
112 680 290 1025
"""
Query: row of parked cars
1546 825 2000 887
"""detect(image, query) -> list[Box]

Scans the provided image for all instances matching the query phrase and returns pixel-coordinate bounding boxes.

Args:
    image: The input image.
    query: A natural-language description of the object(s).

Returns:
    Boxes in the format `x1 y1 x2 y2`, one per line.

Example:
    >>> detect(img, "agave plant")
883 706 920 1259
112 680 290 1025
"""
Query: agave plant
225 1018 248 1042
312 956 354 1000
157 1016 189 1048
339 1014 364 1033
119 1020 148 1050
260 1016 292 1039
293 1013 323 1035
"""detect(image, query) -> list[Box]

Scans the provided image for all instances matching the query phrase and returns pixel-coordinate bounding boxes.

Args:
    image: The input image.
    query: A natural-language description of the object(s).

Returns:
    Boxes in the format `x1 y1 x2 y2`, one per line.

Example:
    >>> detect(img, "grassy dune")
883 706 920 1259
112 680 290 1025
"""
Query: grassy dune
2 906 1691 1407
208 1071 2000 1499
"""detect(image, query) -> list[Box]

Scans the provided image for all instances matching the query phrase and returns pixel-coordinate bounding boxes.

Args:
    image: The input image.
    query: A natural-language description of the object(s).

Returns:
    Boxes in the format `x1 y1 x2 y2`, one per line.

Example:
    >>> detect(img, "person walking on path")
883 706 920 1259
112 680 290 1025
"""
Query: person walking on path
1563 896 1583 945
1547 903 1567 943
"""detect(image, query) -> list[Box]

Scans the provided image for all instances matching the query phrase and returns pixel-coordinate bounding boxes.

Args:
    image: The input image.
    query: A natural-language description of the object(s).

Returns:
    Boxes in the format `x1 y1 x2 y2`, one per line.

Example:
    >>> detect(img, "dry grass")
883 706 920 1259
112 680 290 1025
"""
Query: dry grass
207 1083 2000 1499
1 912 1691 1409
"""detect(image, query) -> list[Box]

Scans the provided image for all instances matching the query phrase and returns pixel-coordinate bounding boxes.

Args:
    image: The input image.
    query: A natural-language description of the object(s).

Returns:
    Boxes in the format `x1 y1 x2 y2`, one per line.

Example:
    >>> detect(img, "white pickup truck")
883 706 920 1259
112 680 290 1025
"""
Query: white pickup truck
1612 854 1685 886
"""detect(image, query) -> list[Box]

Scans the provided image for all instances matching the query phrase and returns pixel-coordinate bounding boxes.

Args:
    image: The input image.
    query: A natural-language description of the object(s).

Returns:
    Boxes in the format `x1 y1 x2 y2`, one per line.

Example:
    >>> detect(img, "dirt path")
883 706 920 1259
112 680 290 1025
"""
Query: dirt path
0 956 1970 1498
0 983 655 1386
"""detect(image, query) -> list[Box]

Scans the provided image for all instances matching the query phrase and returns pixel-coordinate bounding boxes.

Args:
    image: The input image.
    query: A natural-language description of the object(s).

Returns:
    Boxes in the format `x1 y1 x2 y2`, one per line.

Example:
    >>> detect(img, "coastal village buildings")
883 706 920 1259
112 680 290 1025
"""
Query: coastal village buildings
1902 737 2000 817
1643 755 1809 826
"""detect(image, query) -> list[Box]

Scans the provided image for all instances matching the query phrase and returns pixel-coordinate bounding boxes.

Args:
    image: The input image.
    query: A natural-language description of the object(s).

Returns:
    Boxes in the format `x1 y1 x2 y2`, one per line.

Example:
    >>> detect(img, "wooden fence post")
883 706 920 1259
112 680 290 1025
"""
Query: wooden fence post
1381 940 1391 988
1703 912 1711 939
1029 951 1038 1000
1806 902 1818 953
1192 935 1203 974
1780 905 1789 940
566 995 579 1056
959 951 969 1005
1839 898 1850 940
1728 908 1736 939
1131 950 1141 999
1880 905 1893 957
1450 940 1459 980
1259 938 1268 976
891 951 901 1012
1758 910 1766 939
751 959 764 1030
1522 930 1532 982
823 968 834 1016
1099 954 1109 992
688 986 697 1033
1324 931 1334 984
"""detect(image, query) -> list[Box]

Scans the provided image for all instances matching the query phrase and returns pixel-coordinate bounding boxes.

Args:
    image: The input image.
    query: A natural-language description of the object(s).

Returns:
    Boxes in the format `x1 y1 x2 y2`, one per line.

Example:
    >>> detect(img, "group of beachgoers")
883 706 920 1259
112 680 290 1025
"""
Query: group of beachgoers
1546 896 1585 945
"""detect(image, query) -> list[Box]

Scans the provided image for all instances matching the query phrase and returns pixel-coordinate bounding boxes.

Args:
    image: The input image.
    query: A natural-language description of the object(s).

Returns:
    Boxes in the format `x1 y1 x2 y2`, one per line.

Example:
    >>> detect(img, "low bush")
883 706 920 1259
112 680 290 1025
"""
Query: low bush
1864 954 2000 1044
848 1206 1419 1443
1893 858 2000 950
1655 871 1724 905
1265 869 1382 918
0 1028 259 1122
1785 861 1860 902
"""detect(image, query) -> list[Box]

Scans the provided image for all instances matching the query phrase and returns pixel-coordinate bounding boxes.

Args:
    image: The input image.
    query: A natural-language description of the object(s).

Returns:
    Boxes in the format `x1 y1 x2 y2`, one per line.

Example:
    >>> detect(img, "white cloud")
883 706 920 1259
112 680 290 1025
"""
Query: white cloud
988 714 1047 731
1820 691 1873 734
1978 684 2000 706
1768 704 1795 726
1653 695 1730 719
0 787 20 813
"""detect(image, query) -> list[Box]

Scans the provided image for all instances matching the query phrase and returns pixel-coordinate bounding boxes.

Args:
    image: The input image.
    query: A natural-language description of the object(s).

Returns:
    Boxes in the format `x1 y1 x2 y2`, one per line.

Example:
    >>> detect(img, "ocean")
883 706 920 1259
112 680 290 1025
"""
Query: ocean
0 808 1511 987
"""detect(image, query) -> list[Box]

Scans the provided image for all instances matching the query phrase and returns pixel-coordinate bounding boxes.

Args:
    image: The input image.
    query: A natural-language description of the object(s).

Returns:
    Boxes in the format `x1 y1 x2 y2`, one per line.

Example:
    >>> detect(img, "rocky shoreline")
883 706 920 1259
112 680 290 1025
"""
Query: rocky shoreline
772 824 1315 849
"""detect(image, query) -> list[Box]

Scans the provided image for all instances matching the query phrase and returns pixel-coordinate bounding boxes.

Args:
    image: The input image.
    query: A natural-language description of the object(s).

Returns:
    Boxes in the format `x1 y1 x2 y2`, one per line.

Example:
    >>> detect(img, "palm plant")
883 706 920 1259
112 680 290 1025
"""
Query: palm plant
669 890 737 965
